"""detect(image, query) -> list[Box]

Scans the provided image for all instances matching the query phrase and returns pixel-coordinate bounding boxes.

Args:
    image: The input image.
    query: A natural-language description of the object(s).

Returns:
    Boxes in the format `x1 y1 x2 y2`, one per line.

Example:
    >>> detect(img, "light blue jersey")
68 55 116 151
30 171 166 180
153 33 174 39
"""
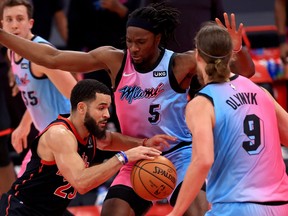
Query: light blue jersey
11 36 70 131
198 75 288 212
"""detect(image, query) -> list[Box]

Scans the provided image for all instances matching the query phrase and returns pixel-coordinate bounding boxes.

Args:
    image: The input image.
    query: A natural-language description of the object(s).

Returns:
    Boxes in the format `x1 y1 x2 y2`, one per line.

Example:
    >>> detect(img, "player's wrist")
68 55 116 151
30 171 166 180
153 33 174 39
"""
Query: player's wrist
115 151 128 165
233 45 242 53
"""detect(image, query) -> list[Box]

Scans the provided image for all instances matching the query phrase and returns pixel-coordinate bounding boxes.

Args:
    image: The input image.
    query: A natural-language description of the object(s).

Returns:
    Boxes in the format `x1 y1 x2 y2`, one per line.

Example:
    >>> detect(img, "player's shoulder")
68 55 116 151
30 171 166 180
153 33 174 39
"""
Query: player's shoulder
46 124 71 137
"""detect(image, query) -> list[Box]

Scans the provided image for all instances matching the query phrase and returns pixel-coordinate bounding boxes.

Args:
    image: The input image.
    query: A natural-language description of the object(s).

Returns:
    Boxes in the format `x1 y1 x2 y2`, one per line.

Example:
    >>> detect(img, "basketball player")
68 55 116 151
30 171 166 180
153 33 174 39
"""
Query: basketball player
0 79 175 215
168 23 288 216
0 3 255 215
0 0 77 177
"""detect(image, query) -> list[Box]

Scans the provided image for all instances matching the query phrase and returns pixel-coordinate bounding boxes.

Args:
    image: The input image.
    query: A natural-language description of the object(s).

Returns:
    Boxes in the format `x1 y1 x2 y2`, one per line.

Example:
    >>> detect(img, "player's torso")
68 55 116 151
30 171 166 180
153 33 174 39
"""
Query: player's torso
10 115 97 215
199 75 288 203
114 49 191 152
10 36 70 131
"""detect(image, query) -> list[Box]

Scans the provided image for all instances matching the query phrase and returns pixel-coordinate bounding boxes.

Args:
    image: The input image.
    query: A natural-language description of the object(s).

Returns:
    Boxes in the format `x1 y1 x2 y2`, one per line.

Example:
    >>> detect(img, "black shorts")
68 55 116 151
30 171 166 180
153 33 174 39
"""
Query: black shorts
0 193 41 216
0 193 74 216
104 185 153 216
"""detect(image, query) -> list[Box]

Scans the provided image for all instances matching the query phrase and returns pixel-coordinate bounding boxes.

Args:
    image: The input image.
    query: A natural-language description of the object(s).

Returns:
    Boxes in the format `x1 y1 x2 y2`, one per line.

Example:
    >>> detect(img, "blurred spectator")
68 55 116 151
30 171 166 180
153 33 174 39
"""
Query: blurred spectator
275 0 288 78
32 0 68 44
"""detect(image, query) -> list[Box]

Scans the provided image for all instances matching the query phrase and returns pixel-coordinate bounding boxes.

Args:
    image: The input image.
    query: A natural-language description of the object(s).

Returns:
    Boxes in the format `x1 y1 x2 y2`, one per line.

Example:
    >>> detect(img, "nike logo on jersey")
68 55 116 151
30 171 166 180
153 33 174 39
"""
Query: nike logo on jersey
123 72 135 77
21 63 29 69
153 71 167 77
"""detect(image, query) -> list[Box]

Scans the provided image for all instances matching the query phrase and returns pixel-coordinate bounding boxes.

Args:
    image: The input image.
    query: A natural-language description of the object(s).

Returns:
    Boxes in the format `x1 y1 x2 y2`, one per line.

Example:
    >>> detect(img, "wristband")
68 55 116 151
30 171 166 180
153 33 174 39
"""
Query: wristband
233 45 242 53
119 151 128 164
142 138 148 146
278 34 286 44
115 153 125 165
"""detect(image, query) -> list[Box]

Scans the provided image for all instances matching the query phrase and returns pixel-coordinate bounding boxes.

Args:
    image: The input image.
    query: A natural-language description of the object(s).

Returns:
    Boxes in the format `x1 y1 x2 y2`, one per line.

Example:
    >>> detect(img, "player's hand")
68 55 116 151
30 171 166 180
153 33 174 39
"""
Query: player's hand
100 0 121 12
11 125 30 153
215 13 243 52
125 146 162 162
8 69 19 96
143 134 176 151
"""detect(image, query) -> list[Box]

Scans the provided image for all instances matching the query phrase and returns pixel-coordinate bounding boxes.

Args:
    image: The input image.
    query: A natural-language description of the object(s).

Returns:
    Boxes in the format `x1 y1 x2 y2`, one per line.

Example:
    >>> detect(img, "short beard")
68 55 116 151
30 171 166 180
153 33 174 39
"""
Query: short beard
84 112 106 139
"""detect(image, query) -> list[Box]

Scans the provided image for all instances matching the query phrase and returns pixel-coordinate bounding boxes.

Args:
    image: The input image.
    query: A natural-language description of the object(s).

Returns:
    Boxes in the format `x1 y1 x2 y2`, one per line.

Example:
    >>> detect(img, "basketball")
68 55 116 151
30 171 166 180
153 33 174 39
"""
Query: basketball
130 155 177 201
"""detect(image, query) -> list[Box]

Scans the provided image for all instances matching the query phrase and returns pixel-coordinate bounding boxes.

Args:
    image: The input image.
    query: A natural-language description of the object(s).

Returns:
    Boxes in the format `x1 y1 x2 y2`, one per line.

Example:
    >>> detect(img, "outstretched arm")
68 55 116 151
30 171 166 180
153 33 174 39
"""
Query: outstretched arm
0 29 118 74
216 13 255 78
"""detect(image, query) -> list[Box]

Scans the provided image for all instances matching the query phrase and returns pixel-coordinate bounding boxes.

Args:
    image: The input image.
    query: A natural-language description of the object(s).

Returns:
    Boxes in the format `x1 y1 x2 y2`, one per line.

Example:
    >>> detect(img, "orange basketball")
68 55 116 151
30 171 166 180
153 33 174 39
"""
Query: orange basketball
130 155 177 201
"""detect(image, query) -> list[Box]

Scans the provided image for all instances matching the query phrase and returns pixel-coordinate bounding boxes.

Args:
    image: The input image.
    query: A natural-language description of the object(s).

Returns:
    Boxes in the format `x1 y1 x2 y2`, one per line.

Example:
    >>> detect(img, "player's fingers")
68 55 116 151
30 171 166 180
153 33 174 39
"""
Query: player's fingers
23 138 28 150
215 18 224 28
230 13 236 30
238 23 243 34
12 140 22 153
160 134 177 141
223 13 231 29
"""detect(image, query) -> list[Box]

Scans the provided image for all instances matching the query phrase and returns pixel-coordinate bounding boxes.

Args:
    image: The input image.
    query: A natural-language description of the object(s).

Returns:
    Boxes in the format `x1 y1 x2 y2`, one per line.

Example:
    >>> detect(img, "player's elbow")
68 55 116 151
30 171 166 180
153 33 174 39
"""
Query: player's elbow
193 156 213 172
72 176 94 195
73 180 90 195
246 61 256 78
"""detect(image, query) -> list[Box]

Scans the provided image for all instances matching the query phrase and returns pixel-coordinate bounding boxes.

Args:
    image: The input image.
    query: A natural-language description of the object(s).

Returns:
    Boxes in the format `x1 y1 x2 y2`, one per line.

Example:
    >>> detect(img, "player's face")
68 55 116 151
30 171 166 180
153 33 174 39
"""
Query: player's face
84 93 111 139
126 26 161 66
1 5 33 39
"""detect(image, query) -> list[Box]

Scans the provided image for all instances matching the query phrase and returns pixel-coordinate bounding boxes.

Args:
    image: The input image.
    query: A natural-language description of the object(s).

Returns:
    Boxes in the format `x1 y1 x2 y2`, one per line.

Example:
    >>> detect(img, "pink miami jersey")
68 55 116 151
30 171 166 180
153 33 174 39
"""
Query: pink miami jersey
114 48 192 151
198 74 288 204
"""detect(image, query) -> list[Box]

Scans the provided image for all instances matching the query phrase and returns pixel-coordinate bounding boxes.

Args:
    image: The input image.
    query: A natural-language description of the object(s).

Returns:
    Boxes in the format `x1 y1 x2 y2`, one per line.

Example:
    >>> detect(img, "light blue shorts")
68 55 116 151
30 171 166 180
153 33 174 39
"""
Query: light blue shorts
206 202 288 216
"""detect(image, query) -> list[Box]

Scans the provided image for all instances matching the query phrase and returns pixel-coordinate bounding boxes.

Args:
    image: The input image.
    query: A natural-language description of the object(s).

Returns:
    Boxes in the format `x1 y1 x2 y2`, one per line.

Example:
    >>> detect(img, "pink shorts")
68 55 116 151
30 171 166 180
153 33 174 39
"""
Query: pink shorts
111 162 135 188
17 150 32 177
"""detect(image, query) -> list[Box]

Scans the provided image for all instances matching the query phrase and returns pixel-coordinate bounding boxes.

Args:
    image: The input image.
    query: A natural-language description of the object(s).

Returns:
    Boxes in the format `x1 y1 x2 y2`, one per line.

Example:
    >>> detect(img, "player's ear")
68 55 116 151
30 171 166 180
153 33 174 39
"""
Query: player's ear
77 102 87 114
155 33 162 45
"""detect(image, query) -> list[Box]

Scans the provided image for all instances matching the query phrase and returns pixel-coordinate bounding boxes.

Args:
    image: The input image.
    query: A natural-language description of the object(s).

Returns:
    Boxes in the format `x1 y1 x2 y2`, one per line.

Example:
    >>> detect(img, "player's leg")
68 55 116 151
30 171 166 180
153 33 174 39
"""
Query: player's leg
101 185 152 216
0 87 16 196
167 146 209 216
0 135 16 195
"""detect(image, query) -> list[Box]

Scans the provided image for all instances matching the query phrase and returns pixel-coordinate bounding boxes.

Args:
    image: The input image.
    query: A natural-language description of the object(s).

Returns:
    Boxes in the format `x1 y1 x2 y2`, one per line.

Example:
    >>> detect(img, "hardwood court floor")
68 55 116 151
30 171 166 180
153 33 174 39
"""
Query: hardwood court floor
68 203 173 216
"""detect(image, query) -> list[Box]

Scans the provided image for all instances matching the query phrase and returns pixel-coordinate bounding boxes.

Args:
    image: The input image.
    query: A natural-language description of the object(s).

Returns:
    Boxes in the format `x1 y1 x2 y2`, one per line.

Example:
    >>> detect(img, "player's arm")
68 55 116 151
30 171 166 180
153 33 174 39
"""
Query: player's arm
262 88 288 147
11 110 33 153
0 28 120 74
97 131 175 151
43 125 162 194
32 62 77 99
168 96 214 216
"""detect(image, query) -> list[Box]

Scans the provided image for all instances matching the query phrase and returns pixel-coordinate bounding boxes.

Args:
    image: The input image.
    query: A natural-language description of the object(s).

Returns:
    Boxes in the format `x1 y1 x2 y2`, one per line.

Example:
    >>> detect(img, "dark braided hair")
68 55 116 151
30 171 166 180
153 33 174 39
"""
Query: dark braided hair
127 2 180 47
70 79 111 111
